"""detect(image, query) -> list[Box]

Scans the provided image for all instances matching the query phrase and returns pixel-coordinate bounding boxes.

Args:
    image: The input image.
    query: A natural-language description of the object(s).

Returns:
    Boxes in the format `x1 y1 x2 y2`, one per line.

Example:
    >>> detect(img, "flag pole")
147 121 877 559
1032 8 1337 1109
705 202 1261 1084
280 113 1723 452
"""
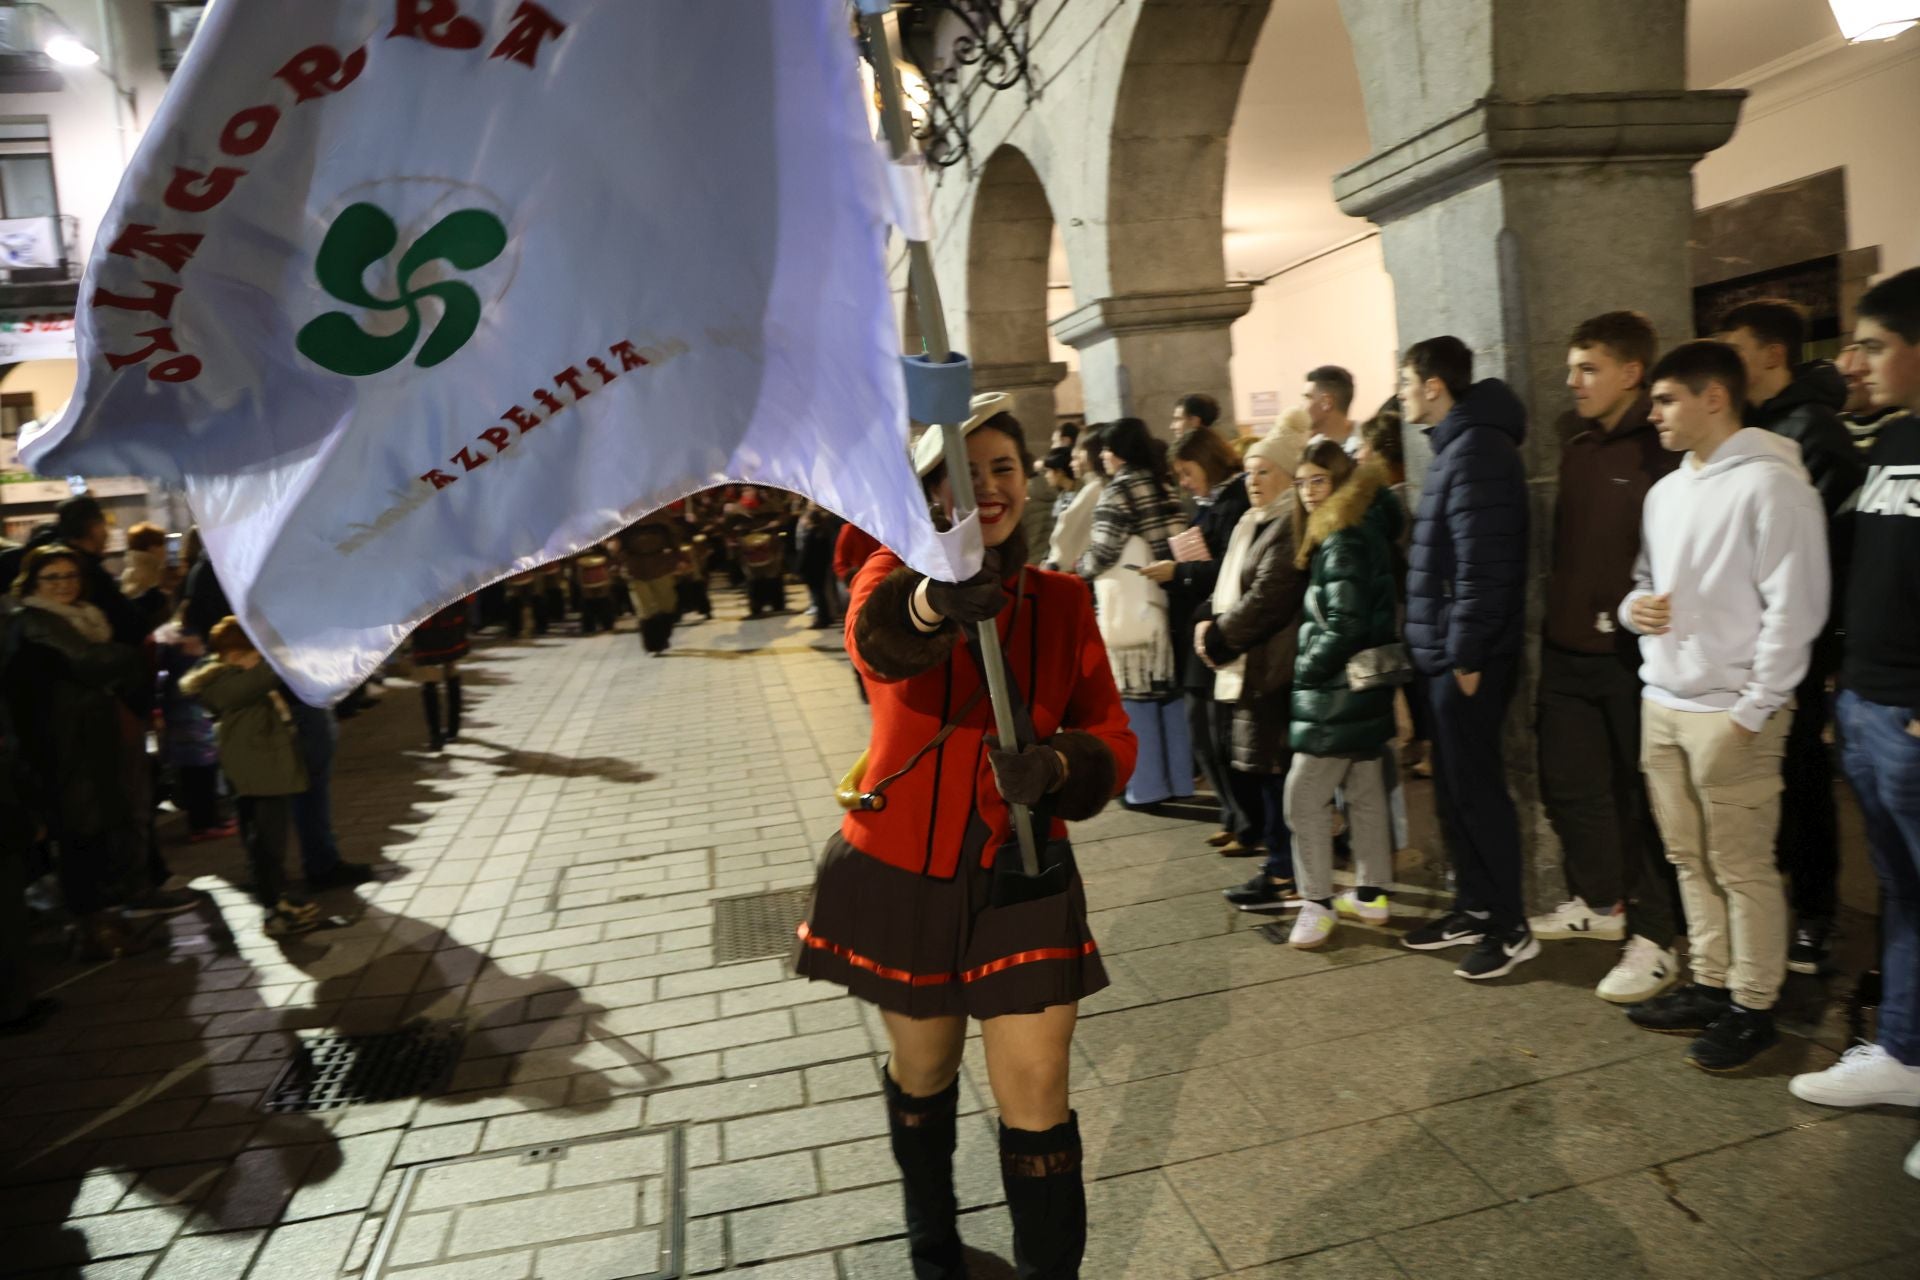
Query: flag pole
859 3 1042 879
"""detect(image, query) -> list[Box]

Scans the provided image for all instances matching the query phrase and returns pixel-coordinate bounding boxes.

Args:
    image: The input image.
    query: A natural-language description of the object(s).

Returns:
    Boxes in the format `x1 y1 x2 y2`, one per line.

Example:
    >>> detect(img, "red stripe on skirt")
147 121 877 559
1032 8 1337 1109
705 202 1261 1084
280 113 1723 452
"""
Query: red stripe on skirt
795 922 1097 987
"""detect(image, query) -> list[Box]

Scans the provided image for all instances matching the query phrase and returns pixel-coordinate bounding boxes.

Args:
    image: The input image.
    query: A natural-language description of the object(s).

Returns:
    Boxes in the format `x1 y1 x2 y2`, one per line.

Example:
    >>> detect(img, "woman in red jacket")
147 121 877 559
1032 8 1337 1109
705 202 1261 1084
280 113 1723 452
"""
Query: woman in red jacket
795 400 1136 1279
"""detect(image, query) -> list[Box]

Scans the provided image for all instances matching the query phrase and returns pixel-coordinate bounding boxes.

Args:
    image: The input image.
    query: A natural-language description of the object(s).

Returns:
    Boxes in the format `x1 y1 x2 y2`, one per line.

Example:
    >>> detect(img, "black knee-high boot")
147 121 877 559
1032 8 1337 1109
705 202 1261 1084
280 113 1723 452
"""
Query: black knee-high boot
446 676 463 740
420 684 445 751
884 1073 965 1280
1000 1114 1086 1280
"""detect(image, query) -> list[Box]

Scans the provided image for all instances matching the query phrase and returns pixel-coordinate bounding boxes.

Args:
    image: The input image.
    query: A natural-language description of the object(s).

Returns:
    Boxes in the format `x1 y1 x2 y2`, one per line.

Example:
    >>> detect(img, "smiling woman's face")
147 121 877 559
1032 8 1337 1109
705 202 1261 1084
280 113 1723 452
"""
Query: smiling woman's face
31 556 84 606
935 428 1028 549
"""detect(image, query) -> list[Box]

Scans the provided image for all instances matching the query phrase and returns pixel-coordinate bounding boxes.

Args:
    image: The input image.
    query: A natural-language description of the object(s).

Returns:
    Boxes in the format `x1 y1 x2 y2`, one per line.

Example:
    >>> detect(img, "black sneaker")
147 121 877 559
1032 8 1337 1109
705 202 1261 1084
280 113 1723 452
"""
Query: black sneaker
1402 911 1488 952
1223 876 1302 913
1453 924 1540 980
308 861 377 890
1686 1004 1779 1073
1786 919 1833 976
1627 982 1733 1035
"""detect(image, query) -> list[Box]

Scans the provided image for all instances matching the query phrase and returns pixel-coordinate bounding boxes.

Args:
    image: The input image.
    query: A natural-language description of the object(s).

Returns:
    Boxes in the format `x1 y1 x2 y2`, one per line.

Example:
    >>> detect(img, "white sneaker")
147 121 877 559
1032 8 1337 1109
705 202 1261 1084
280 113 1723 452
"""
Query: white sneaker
1290 901 1337 950
1334 890 1391 926
1907 1138 1920 1182
1596 936 1679 1004
1528 897 1626 942
1789 1044 1920 1109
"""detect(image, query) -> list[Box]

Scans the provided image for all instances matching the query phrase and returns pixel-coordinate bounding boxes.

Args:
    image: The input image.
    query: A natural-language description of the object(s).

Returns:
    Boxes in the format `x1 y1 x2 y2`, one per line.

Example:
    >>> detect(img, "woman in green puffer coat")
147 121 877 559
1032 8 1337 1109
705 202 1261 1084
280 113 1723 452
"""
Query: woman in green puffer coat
1281 441 1406 951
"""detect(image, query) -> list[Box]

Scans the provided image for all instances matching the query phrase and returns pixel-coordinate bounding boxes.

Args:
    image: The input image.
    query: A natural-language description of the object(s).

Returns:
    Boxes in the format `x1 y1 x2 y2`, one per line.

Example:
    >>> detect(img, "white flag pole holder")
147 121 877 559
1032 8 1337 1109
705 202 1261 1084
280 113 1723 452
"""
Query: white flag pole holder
857 1 1041 879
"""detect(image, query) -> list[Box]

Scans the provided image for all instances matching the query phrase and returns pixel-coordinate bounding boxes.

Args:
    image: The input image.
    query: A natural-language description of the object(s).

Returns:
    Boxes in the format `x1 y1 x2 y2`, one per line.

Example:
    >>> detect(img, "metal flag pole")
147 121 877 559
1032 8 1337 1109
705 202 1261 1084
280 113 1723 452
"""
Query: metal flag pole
858 1 1041 878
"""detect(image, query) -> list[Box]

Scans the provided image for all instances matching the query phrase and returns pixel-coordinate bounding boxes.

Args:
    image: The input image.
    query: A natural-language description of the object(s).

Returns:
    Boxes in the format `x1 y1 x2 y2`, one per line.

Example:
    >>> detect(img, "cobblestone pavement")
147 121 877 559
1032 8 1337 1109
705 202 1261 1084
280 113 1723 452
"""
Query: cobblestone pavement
3 587 1916 1279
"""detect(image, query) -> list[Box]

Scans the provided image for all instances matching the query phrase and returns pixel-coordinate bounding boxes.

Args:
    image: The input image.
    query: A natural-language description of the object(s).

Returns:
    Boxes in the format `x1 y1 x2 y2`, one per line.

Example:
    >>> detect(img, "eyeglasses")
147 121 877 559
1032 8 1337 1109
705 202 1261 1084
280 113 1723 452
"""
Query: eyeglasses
37 572 82 583
1294 476 1333 493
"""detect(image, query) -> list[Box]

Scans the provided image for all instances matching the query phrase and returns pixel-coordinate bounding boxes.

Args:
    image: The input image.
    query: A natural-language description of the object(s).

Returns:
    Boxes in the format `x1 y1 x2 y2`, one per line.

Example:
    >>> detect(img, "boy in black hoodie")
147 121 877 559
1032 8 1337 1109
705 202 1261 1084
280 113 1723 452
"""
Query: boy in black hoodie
1785 267 1920 1184
1716 299 1868 974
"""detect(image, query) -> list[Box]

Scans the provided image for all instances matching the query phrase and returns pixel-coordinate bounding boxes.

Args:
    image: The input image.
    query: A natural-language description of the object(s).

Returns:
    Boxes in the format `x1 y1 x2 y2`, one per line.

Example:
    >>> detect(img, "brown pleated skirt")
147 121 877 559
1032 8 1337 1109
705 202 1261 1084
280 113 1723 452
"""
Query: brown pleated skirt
793 833 1109 1021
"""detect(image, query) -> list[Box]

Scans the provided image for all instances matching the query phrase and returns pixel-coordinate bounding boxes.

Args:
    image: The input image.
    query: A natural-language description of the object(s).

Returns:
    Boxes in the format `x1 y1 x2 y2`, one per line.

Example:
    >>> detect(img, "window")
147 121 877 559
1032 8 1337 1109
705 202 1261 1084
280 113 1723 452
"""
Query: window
155 2 207 74
0 117 55 221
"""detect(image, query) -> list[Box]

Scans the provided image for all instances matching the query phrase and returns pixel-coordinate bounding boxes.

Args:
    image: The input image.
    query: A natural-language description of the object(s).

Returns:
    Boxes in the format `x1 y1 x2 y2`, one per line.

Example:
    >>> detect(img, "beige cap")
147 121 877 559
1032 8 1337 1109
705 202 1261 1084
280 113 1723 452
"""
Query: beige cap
912 393 1014 477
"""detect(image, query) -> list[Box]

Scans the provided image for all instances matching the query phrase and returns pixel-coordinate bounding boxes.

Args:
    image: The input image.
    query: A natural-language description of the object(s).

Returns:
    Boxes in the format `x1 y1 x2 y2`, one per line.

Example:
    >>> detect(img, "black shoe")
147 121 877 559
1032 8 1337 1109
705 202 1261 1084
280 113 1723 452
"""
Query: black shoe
1223 875 1301 913
1627 982 1733 1036
1453 924 1540 980
1787 919 1833 976
1402 911 1488 952
308 861 377 891
1686 1004 1779 1073
0 996 59 1037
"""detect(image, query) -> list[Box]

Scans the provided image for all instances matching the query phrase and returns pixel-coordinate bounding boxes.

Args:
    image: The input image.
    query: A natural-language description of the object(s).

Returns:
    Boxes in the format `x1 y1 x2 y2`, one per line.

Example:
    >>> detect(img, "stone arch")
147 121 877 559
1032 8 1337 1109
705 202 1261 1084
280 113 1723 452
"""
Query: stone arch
965 143 1068 448
1051 0 1272 427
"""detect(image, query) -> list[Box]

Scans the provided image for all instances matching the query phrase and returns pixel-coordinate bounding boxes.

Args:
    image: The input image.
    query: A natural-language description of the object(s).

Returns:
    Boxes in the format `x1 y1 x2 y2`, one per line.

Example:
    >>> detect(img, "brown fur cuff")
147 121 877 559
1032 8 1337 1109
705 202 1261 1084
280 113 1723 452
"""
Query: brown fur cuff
854 567 961 681
1049 731 1118 821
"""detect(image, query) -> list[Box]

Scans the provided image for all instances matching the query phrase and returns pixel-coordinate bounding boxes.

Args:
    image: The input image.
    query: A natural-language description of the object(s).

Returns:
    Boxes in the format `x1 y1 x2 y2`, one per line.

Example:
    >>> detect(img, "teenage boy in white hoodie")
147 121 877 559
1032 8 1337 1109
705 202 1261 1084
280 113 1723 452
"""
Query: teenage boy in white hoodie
1619 340 1829 1074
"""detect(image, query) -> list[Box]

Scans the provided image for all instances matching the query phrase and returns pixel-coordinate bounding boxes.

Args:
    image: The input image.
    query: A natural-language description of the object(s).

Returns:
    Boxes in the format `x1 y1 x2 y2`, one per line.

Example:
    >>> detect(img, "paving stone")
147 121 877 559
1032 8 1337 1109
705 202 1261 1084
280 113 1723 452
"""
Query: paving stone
686 1152 819 1217
244 1210 365 1280
1655 1110 1920 1276
410 1152 552 1211
1167 1115 1502 1271
282 1130 404 1220
726 1182 904 1263
147 1229 267 1280
721 1027 871 1077
1376 1168 1762 1280
479 1097 642 1152
530 1229 663 1280
645 1073 805 1125
723 1095 891 1161
1413 1046 1835 1199
1223 1240 1407 1278
802 1057 882 1105
446 1179 638 1256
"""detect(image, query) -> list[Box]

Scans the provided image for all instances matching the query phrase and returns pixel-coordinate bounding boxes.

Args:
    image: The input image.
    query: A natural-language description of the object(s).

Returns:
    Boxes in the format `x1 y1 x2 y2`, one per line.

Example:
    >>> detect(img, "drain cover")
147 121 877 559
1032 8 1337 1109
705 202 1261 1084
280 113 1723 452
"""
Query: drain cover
712 887 812 964
263 1020 466 1113
366 1125 686 1279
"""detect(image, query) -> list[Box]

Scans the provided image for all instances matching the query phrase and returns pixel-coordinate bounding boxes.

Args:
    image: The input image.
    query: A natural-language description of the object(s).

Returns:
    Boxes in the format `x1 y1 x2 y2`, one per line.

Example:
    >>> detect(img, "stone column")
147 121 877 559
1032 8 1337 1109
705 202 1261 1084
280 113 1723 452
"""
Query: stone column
973 359 1069 451
1333 0 1743 907
1050 285 1253 428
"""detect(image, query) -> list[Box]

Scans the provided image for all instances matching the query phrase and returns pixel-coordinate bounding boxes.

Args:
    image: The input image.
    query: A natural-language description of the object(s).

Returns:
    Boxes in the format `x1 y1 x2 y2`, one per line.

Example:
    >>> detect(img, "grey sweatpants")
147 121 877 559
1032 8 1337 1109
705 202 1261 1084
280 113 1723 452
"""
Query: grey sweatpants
1284 753 1394 904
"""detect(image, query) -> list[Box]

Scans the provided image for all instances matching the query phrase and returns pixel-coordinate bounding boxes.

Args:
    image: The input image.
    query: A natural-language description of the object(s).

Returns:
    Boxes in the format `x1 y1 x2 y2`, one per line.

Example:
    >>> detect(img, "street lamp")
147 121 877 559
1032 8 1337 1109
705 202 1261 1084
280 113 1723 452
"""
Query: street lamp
1828 1 1919 42
42 30 98 66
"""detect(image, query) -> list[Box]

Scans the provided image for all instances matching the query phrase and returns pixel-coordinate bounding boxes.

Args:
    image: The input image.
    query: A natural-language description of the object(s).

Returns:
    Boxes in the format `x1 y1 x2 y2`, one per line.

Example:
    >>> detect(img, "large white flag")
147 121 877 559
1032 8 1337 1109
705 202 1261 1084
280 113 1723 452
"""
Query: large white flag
21 0 974 703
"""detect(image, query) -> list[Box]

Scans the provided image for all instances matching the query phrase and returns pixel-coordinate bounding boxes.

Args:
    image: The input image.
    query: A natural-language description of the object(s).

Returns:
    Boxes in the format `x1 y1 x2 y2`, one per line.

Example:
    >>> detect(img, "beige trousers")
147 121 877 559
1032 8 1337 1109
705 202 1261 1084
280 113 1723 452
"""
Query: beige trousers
1640 700 1791 1010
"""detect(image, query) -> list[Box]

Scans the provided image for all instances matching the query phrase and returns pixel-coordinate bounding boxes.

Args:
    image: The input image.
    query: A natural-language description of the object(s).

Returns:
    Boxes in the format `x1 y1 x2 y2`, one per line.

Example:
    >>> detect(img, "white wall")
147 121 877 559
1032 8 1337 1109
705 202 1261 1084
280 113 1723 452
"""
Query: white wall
1694 34 1920 278
2 0 170 264
1227 235 1399 431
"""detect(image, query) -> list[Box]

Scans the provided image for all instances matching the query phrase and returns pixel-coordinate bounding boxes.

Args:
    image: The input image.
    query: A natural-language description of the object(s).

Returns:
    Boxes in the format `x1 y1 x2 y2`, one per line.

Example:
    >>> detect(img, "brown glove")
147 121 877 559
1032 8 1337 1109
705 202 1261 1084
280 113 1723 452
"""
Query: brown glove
922 549 1008 625
987 740 1064 807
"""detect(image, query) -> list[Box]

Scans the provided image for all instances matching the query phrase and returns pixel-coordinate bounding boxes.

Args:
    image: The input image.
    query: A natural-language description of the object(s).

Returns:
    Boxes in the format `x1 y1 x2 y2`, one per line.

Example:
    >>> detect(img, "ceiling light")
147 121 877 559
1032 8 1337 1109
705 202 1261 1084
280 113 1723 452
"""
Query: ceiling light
1828 2 1919 42
43 32 100 66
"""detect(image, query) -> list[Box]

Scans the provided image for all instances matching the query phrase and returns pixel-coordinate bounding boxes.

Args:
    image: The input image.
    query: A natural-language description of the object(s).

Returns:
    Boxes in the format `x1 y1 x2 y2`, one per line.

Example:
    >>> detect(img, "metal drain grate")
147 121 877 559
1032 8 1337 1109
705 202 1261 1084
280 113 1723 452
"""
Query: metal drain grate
712 887 812 964
263 1020 466 1113
366 1125 686 1279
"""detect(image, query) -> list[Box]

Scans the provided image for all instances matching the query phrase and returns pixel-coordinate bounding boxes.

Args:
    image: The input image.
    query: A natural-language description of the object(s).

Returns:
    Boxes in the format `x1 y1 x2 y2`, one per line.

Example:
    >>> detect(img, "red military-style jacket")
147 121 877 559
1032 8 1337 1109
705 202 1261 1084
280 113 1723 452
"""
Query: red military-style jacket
840 548 1137 879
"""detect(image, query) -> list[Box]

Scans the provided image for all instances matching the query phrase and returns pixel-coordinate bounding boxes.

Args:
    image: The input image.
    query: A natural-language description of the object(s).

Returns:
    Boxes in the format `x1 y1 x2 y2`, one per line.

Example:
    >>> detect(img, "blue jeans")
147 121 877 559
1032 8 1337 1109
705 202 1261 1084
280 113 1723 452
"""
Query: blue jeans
287 699 342 876
1122 697 1194 806
1836 689 1920 1065
1258 774 1295 884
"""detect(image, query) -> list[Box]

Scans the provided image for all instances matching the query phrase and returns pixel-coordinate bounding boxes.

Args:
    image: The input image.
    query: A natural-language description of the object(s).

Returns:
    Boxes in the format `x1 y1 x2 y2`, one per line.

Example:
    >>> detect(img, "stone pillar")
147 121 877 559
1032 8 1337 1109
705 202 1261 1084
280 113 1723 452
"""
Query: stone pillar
1050 285 1253 428
1333 0 1743 907
973 359 1069 452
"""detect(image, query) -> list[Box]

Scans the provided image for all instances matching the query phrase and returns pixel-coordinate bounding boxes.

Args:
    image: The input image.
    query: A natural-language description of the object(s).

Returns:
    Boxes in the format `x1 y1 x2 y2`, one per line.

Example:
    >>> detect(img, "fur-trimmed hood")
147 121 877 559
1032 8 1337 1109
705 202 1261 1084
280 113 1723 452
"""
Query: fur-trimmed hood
1295 463 1400 568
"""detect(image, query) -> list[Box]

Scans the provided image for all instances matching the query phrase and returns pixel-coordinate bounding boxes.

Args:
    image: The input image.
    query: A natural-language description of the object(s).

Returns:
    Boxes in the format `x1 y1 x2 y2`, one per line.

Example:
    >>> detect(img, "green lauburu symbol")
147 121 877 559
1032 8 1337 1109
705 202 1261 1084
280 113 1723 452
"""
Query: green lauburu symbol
296 202 508 377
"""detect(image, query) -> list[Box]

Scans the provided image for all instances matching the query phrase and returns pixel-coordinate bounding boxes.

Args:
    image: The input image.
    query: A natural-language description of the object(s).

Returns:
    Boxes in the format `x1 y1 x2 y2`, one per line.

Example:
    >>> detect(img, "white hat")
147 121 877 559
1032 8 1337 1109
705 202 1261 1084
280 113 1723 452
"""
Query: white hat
912 393 1014 477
